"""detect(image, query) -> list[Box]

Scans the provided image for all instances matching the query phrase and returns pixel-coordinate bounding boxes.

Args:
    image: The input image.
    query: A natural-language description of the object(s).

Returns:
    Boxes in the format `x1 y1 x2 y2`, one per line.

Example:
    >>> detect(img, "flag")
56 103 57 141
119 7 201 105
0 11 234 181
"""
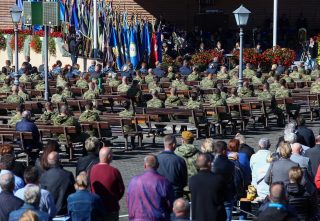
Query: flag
129 27 139 69
58 0 66 21
70 0 79 31
140 21 151 61
150 32 158 63
156 30 162 63
110 25 122 69
17 0 23 9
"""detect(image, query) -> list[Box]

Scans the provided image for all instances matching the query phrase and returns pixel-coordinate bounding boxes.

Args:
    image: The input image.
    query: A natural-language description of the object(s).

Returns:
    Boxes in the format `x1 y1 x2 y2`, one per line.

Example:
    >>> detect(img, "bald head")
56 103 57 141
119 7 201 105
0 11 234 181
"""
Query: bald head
99 147 112 164
270 183 286 203
173 198 190 218
291 143 302 154
47 151 59 167
196 153 212 170
22 111 31 120
316 135 320 144
0 172 15 192
144 155 158 170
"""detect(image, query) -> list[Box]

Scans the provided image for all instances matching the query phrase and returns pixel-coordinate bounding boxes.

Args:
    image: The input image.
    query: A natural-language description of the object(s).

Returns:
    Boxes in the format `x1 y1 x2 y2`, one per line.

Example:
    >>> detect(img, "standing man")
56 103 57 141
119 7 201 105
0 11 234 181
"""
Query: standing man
189 153 226 221
157 135 188 199
90 147 125 221
40 152 75 215
304 135 320 176
127 155 174 221
308 37 318 70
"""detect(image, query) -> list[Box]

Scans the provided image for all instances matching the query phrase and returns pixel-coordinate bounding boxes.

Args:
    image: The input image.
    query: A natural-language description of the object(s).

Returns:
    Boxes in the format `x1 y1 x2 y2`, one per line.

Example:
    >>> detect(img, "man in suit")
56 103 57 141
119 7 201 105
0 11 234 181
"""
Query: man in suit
189 153 226 221
40 151 75 215
296 115 315 148
0 172 24 221
304 135 320 176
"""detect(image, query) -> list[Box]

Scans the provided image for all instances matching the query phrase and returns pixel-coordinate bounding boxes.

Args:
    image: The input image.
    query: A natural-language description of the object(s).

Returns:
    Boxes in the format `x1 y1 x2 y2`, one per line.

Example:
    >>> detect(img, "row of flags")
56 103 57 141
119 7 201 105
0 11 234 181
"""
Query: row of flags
16 0 163 69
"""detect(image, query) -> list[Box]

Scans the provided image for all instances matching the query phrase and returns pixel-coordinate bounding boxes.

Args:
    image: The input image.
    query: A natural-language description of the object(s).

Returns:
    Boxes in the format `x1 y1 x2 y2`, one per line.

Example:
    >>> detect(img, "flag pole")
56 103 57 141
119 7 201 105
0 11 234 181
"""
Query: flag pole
93 0 98 59
273 0 278 48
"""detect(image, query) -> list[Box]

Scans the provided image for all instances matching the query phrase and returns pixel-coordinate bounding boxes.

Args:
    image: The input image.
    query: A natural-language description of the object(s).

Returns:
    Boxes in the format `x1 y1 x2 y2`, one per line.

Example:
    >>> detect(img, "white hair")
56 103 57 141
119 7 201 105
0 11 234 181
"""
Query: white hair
24 185 40 205
284 132 297 144
259 138 270 149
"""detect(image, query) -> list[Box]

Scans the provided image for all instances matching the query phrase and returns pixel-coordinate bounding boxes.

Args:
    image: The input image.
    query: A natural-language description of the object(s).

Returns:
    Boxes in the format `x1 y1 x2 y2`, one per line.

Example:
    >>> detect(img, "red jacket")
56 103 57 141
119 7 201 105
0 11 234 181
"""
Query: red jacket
314 165 320 189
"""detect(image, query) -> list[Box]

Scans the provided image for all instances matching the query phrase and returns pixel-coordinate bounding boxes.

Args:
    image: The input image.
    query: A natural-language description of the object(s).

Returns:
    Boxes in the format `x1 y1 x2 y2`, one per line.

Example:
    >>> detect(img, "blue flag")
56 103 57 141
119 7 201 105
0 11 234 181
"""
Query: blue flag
156 30 162 63
110 25 122 69
58 0 65 21
129 27 139 69
70 0 79 31
141 22 151 61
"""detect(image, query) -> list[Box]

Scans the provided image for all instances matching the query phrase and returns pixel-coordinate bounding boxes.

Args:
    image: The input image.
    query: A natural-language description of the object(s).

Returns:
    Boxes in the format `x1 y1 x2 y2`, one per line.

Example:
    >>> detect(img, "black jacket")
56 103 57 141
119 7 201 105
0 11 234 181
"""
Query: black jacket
258 205 299 221
76 153 99 176
297 126 315 148
286 183 317 221
239 143 255 160
212 155 235 201
304 145 320 176
157 151 188 199
0 191 24 221
189 170 226 221
40 166 75 215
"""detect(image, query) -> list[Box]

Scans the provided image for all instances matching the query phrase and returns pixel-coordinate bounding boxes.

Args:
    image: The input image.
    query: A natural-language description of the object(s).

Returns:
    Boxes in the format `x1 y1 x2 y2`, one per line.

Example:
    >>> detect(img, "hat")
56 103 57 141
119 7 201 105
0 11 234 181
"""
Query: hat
181 131 193 140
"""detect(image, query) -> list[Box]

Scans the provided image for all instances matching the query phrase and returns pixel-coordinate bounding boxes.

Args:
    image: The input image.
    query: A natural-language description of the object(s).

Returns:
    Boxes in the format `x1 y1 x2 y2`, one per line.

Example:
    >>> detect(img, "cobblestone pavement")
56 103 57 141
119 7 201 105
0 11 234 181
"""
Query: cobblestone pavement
64 119 320 220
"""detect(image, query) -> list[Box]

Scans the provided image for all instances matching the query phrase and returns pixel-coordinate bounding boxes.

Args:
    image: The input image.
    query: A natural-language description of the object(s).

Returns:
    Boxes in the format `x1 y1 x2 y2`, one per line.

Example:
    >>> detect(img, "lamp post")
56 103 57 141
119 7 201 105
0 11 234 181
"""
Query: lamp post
10 5 22 86
233 5 251 89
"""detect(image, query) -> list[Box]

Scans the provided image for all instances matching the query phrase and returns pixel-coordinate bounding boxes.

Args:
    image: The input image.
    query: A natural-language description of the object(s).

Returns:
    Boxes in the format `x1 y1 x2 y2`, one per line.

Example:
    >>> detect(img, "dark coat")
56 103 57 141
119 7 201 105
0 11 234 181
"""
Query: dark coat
40 166 75 215
297 126 315 148
304 145 320 177
0 191 24 221
157 151 188 199
239 143 255 160
16 118 40 150
189 170 226 221
76 153 99 176
258 205 299 221
212 155 235 201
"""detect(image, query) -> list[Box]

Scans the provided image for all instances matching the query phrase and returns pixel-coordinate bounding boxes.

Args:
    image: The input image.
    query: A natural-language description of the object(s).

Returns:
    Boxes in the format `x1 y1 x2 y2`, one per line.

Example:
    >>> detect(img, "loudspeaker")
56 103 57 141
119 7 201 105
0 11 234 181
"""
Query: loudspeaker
23 2 43 26
42 2 60 27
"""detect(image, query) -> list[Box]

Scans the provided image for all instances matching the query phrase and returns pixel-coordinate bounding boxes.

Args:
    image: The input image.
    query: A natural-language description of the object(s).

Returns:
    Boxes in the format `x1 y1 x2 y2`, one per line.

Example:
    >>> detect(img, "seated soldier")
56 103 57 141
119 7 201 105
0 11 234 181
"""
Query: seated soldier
267 70 276 83
144 68 155 84
281 69 293 83
117 76 130 93
30 66 42 81
83 82 98 100
119 100 141 149
243 63 255 79
51 86 66 103
6 85 24 104
302 69 312 81
0 67 8 83
252 71 264 85
166 66 175 81
127 80 144 107
270 75 281 94
226 88 242 104
229 71 240 87
290 66 302 79
35 80 45 91
108 73 120 87
216 66 229 79
0 78 11 93
311 65 320 80
275 79 299 118
133 70 145 84
187 66 201 81
209 89 227 107
76 74 88 89
40 102 57 122
216 83 227 100
18 84 30 102
172 74 189 90
79 101 100 137
200 73 214 89
310 78 320 94
165 87 183 108
62 83 74 99
148 77 162 93
186 92 203 124
275 79 290 99
19 67 31 83
238 81 254 98
8 104 25 126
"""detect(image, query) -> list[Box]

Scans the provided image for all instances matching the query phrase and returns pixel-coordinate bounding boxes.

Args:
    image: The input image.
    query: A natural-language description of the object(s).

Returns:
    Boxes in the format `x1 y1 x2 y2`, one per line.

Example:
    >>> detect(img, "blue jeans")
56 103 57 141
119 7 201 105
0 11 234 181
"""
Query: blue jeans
224 200 234 221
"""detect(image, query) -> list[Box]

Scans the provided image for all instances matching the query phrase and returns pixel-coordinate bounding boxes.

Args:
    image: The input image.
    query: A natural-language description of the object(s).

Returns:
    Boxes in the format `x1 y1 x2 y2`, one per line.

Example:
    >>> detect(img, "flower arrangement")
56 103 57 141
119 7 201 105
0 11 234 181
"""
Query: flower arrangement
49 37 56 56
207 49 224 63
191 51 214 66
261 46 296 68
10 34 25 52
30 35 42 53
232 48 262 68
0 29 64 38
0 33 5 51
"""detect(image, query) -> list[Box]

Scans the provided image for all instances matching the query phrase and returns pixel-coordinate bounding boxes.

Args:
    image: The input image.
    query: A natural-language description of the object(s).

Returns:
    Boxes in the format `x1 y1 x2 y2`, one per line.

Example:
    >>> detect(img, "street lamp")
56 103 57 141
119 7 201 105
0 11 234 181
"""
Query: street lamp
10 5 22 85
233 5 251 88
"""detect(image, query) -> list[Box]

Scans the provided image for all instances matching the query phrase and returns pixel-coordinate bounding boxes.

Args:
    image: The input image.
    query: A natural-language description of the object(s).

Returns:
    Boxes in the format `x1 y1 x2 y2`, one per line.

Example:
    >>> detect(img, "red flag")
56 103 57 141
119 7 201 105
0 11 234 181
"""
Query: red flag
150 32 158 63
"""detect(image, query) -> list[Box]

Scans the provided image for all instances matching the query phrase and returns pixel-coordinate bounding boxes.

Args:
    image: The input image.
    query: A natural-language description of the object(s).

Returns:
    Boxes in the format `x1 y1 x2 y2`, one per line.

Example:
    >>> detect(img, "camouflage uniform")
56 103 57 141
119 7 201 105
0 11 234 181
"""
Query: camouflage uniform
40 111 57 122
167 72 175 81
19 74 31 83
18 91 30 101
311 70 320 80
187 72 200 81
0 73 6 82
302 75 312 81
274 88 290 99
258 91 273 101
108 79 120 87
200 78 214 89
133 76 144 84
310 82 320 94
252 76 263 85
76 79 88 89
281 76 293 83
298 67 305 75
148 82 161 93
53 114 83 142
226 95 242 117
243 69 255 78
51 94 66 103
239 87 253 98
62 89 73 99
0 84 11 93
30 73 41 81
216 72 229 79
175 144 199 178
165 96 183 107
83 90 97 100
270 82 281 94
117 83 129 93
6 94 24 104
119 109 134 132
147 98 163 108
186 100 202 123
35 81 45 91
209 94 227 107
79 110 100 136
290 71 301 79
229 77 239 87
56 76 67 87
8 113 22 126
144 74 154 84
172 80 189 90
